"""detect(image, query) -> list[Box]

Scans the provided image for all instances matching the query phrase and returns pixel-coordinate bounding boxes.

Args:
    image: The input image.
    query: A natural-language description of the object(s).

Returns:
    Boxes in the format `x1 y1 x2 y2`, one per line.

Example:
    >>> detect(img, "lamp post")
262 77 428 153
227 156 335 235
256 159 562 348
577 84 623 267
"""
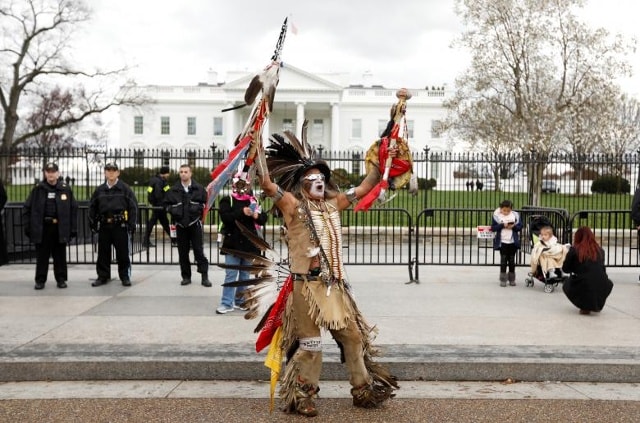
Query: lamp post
423 145 431 178
317 144 324 159
210 142 218 170
529 147 537 206
423 145 430 209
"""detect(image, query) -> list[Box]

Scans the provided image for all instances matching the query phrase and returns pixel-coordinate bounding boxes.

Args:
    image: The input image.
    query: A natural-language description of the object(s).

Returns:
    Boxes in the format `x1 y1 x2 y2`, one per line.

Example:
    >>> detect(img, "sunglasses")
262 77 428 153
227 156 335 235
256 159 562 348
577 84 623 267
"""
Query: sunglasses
302 174 325 182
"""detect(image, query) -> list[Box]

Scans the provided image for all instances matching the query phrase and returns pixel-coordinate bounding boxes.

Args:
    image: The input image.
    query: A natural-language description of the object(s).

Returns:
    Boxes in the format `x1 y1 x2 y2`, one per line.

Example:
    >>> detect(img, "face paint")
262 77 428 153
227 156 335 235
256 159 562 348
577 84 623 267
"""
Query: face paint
308 179 325 199
302 171 326 200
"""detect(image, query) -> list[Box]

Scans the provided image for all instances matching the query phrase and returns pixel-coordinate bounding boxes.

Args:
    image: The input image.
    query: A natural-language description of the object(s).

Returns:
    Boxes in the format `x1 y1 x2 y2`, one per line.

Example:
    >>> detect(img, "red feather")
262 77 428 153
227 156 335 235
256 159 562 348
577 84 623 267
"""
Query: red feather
255 274 293 353
354 180 388 212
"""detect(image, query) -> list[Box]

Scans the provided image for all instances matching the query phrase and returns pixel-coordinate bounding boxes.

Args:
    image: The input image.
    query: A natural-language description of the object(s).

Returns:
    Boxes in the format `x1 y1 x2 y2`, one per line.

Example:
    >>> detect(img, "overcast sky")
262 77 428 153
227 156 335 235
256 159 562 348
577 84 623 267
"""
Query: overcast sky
74 0 639 94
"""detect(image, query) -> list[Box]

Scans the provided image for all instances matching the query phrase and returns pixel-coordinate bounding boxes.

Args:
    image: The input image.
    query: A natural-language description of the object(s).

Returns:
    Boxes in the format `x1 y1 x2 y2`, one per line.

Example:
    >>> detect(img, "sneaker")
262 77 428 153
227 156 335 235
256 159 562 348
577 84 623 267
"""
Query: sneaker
216 305 235 314
234 304 249 311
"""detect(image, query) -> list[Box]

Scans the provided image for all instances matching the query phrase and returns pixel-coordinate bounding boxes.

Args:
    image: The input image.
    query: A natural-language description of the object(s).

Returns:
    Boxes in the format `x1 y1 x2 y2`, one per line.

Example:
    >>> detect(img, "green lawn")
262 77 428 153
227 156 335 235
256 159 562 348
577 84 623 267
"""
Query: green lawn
6 184 632 228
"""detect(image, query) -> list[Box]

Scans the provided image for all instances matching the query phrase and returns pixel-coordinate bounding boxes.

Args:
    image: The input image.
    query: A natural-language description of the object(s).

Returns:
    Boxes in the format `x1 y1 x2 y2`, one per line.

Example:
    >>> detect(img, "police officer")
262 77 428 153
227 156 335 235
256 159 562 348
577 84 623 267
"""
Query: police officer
143 166 173 247
89 162 137 287
164 163 211 287
23 162 78 289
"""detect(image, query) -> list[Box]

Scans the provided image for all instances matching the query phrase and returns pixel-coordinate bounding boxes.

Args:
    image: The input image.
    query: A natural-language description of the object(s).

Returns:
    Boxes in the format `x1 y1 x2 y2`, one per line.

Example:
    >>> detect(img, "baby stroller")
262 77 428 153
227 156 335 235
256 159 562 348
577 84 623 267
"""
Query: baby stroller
524 215 569 293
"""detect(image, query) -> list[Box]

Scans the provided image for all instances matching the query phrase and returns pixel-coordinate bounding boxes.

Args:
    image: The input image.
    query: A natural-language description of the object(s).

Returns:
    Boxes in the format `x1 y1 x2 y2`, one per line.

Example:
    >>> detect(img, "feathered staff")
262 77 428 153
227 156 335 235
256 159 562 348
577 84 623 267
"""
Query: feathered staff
354 88 413 212
204 18 288 217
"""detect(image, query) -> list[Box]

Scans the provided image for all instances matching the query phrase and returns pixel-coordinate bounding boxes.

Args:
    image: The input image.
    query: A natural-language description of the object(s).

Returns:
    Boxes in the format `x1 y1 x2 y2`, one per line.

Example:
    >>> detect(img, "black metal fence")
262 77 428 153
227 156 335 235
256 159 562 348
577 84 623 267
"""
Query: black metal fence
3 147 640 212
2 147 640 279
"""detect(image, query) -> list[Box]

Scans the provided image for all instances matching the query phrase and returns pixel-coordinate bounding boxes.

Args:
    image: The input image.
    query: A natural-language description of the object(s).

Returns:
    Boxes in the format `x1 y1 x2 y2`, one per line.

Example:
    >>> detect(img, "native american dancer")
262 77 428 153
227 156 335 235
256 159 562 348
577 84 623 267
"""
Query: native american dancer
245 127 399 417
355 88 416 211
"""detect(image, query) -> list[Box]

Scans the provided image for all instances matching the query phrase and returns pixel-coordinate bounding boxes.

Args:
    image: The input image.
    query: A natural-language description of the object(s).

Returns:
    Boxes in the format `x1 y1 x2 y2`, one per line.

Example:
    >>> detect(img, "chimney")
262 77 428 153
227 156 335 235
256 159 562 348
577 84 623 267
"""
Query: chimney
207 68 218 85
362 70 373 87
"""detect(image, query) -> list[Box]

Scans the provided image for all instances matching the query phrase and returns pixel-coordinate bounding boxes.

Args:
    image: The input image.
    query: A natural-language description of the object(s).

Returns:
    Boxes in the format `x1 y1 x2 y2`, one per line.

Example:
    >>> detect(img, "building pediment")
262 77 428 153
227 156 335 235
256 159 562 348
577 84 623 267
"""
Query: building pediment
223 63 343 92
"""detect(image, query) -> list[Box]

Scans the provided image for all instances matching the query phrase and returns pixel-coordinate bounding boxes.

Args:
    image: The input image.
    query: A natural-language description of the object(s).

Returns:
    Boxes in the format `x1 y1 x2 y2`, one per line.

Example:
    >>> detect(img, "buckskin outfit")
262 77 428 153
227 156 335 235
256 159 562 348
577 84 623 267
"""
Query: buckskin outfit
256 132 398 417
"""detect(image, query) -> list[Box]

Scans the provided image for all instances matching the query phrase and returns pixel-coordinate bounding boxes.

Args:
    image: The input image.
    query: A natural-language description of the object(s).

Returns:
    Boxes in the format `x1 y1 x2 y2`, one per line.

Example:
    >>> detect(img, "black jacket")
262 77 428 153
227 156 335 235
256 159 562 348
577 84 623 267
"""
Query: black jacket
219 195 268 254
562 246 614 312
89 179 138 231
23 180 78 243
147 173 170 207
164 180 207 227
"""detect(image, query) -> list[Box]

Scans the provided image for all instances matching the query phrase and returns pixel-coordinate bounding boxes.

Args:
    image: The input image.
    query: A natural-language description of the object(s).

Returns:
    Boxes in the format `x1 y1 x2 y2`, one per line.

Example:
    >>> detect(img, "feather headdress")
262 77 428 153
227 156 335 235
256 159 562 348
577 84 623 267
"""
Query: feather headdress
266 121 337 194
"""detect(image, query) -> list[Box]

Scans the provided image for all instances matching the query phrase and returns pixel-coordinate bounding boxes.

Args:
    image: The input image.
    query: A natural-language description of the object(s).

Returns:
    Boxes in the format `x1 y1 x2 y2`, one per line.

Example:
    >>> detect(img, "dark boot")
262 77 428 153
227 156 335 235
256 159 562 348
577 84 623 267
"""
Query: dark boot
201 273 212 287
499 272 507 287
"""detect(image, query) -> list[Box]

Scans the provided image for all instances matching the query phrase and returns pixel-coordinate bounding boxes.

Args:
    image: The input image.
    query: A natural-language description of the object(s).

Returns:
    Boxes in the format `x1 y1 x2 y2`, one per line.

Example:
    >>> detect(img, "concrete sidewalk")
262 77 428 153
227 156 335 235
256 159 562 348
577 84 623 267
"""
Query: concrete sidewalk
0 263 639 383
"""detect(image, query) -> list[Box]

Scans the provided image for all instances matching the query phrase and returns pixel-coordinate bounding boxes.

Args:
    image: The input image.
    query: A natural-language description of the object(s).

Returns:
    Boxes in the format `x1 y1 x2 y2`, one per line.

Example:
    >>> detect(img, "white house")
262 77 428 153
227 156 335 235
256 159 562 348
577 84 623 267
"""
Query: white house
118 64 454 157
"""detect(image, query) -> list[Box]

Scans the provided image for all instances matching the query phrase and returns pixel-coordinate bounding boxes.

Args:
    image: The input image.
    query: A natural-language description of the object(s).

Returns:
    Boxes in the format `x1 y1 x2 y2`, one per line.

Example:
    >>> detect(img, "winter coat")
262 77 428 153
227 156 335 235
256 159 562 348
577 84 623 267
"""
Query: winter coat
218 195 268 255
147 173 170 207
89 179 138 232
561 246 613 312
23 180 78 243
491 210 522 250
164 180 207 227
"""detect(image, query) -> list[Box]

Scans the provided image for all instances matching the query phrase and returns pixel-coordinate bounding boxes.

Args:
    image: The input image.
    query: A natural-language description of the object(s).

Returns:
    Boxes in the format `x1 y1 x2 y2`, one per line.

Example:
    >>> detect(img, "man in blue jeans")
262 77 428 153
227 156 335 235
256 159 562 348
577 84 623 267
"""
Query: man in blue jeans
216 176 268 314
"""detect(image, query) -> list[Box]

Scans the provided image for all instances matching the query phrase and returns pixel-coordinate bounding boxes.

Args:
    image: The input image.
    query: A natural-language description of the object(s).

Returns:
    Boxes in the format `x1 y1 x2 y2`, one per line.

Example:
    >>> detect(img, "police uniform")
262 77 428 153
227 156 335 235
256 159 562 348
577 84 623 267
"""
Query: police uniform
23 163 78 289
143 167 173 247
89 162 137 286
164 177 211 286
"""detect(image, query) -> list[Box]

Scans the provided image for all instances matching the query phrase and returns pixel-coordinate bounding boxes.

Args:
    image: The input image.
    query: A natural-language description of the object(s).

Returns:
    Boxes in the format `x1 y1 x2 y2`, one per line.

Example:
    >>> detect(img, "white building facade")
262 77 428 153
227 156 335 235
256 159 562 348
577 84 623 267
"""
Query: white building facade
118 64 453 156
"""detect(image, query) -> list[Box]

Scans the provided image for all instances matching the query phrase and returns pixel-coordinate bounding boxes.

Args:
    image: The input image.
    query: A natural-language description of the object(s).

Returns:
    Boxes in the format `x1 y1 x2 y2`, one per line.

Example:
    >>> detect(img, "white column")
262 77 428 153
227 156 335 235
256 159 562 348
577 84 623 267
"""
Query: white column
331 103 340 151
224 103 236 149
296 102 306 138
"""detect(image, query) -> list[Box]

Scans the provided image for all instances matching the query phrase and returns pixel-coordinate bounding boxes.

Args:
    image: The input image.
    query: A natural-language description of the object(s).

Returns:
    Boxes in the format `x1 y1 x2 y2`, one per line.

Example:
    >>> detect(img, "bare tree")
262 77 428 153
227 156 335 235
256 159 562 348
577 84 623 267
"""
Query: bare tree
23 86 77 149
446 0 634 205
0 0 146 182
445 94 524 189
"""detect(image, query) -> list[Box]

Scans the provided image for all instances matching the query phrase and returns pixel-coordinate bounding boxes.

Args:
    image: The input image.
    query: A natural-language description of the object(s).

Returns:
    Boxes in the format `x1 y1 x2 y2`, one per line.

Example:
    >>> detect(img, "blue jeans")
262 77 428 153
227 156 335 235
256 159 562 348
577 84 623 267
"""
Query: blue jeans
219 254 250 308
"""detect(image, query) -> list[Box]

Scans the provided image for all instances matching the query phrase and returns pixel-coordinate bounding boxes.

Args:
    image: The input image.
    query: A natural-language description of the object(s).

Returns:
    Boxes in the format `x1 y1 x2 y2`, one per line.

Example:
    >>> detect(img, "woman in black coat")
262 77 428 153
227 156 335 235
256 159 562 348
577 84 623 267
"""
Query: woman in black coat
562 226 613 315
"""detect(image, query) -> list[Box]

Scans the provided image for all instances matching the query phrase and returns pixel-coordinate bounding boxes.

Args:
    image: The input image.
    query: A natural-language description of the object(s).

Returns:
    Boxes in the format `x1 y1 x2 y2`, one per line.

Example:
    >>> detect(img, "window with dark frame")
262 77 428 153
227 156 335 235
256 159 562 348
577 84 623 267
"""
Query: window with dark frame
134 116 143 135
161 150 170 166
186 150 196 168
213 117 223 136
187 117 196 135
133 150 144 167
161 116 170 135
